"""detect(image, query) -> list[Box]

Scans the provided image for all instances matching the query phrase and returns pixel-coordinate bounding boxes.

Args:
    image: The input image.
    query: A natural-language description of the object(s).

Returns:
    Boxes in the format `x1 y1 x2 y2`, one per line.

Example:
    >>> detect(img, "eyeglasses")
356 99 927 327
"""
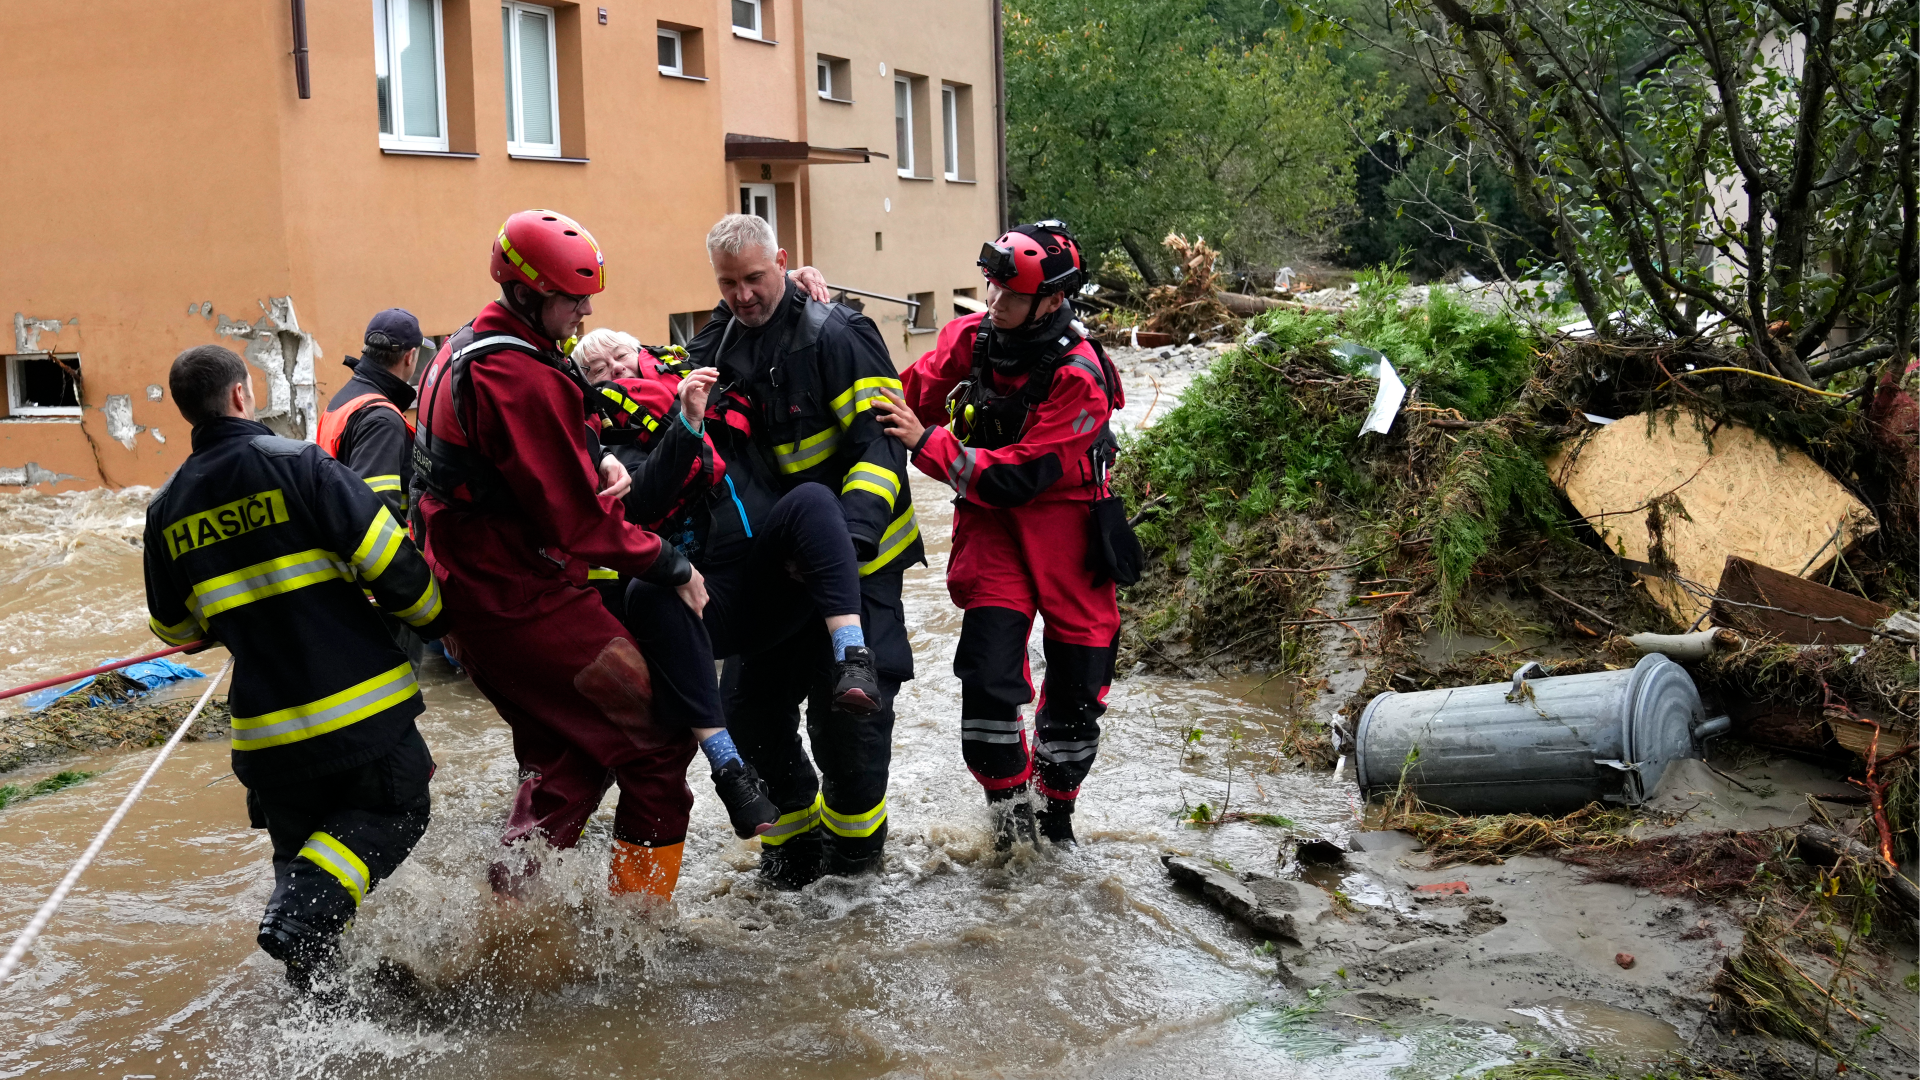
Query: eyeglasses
553 291 593 311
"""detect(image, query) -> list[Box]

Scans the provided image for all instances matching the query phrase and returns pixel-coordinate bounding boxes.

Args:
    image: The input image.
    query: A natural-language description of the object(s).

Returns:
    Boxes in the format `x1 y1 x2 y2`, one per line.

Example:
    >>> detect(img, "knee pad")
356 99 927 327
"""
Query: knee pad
574 636 666 743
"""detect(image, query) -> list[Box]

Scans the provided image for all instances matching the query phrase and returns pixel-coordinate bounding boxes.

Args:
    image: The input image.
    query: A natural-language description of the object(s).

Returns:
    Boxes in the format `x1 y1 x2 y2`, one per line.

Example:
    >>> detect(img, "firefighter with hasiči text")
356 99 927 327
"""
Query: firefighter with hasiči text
143 344 450 991
410 209 781 905
871 219 1129 850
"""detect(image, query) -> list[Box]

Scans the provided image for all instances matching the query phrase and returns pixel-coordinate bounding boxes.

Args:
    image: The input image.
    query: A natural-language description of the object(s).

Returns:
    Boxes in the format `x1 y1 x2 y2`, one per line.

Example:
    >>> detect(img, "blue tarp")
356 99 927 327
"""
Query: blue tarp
23 657 206 712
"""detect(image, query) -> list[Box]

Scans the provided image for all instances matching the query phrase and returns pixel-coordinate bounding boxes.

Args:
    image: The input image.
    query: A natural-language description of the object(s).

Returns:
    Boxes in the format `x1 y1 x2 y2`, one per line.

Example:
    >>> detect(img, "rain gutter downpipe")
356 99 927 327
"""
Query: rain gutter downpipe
291 0 311 99
992 0 1007 232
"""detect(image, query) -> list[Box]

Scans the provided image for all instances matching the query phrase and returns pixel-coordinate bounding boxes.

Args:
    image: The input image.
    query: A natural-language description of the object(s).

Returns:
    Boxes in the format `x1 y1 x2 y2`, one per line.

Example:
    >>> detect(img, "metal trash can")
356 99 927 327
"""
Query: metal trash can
1353 653 1713 814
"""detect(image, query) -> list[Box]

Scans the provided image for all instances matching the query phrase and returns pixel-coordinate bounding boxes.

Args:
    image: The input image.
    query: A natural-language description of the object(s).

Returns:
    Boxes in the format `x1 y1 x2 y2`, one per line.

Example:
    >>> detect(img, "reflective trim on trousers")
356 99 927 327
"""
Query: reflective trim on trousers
1037 738 1099 764
961 716 1024 744
230 662 419 750
759 793 824 846
820 796 887 839
298 831 371 906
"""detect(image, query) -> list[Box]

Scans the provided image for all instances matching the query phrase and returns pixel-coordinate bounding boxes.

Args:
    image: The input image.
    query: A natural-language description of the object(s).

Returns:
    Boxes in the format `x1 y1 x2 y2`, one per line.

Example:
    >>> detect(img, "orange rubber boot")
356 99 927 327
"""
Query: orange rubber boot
608 840 683 899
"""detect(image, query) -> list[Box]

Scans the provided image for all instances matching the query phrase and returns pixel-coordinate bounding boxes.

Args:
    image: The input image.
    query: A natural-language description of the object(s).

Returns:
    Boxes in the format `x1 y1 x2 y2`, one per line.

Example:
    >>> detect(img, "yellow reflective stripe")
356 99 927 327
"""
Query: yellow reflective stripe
149 613 201 646
499 229 539 284
600 386 639 414
820 796 887 838
191 549 350 619
393 576 444 628
587 567 620 580
759 793 824 846
363 474 403 494
773 426 842 474
351 510 406 581
299 831 371 905
859 508 920 577
841 462 900 510
830 377 902 429
230 662 418 750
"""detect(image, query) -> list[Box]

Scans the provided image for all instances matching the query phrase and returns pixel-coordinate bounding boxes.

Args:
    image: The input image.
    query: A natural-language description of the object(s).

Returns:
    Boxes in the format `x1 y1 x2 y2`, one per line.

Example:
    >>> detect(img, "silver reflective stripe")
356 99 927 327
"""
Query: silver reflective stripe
962 716 1023 744
233 664 417 744
299 834 370 904
1038 738 1099 763
194 553 349 611
353 513 402 579
947 446 976 491
454 334 539 361
1070 409 1099 435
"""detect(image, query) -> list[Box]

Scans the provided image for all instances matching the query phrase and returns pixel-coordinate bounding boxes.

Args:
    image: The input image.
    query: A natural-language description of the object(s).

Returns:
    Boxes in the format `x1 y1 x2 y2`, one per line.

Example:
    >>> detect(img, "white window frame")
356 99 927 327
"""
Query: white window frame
502 2 561 158
817 57 830 97
894 76 914 177
658 27 683 76
731 0 762 38
6 354 83 418
373 0 450 152
942 84 960 180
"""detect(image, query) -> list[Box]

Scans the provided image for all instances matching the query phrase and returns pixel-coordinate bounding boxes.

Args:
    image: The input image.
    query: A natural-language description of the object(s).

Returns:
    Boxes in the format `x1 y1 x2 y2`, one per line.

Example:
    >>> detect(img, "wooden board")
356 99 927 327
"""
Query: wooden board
1712 554 1889 645
1546 409 1877 625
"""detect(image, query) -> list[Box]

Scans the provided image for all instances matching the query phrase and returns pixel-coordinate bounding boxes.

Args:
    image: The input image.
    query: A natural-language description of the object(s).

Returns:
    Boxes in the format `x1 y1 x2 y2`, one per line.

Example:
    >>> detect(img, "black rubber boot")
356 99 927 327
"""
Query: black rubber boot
988 788 1037 852
831 645 881 716
711 759 781 839
257 910 341 993
758 829 826 890
1037 798 1077 848
822 834 885 878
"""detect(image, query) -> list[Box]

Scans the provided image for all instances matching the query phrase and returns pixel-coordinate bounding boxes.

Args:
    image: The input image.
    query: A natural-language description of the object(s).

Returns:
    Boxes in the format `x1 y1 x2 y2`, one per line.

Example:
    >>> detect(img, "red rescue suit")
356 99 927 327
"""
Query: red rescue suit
413 301 697 878
901 310 1122 807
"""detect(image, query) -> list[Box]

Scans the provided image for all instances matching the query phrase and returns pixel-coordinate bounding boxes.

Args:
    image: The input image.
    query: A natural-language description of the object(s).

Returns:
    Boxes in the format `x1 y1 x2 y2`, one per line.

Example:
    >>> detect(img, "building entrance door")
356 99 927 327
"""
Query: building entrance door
739 183 776 234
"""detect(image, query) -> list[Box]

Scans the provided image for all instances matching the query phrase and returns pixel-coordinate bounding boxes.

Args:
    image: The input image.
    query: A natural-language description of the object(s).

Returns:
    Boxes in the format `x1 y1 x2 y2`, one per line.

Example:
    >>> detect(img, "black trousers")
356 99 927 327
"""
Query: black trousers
250 725 433 961
722 568 909 861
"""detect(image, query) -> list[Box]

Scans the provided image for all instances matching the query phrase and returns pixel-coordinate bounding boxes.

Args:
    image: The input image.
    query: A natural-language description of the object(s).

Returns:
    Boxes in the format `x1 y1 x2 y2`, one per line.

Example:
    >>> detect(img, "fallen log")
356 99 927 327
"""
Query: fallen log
1792 823 1919 917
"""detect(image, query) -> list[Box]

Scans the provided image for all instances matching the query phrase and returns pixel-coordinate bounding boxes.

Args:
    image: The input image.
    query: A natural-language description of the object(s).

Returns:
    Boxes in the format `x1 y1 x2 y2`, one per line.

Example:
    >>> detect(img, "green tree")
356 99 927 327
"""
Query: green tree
1005 0 1393 283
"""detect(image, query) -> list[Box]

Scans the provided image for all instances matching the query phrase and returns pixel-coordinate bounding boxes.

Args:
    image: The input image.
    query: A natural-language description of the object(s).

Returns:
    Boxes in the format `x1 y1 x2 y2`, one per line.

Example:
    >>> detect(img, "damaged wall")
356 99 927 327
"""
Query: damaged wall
212 297 320 441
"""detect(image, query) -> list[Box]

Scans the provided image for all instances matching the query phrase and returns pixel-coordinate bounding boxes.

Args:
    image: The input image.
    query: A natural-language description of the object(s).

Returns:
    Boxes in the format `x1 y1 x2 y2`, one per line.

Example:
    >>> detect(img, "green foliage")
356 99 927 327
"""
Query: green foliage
1005 0 1395 278
0 770 97 810
1342 268 1539 420
1424 426 1561 625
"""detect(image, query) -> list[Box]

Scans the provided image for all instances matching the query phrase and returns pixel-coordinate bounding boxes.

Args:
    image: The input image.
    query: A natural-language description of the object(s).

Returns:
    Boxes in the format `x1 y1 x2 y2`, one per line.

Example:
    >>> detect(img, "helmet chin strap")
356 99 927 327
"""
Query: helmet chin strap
501 284 550 337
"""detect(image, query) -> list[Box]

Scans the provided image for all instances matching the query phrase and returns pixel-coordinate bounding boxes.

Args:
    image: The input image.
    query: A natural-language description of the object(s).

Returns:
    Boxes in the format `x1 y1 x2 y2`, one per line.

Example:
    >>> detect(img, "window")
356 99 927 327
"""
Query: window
373 0 448 151
894 76 913 176
502 2 560 157
942 82 976 180
5 355 82 418
668 312 708 347
941 85 959 180
909 293 936 331
816 54 850 101
658 27 682 75
731 0 761 38
740 183 777 235
954 287 984 316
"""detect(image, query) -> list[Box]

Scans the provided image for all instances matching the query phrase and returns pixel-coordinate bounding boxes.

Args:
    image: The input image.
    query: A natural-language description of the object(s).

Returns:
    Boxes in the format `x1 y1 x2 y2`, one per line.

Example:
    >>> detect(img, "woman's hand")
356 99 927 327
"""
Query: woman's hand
871 390 926 450
788 266 832 303
598 454 632 498
676 566 709 616
678 367 719 425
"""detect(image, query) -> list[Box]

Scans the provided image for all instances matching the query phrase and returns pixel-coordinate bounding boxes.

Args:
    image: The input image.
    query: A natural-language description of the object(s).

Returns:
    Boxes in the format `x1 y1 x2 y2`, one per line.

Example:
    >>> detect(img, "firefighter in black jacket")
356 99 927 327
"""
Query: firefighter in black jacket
687 213 922 886
144 344 450 991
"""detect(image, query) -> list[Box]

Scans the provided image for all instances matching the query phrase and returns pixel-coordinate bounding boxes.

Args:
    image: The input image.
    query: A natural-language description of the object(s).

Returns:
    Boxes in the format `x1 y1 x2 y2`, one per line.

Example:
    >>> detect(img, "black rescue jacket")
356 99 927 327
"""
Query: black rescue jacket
322 357 418 518
144 417 450 786
688 284 924 578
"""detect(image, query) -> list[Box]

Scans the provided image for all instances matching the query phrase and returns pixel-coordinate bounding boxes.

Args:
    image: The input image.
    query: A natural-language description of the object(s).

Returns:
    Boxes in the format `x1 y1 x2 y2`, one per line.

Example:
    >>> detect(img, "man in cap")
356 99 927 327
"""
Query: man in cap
318 308 424 520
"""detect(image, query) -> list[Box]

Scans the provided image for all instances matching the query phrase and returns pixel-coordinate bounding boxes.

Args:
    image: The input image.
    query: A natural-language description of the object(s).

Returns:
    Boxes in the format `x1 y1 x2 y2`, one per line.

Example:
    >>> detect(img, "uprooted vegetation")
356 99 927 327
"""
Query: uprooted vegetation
0 671 231 775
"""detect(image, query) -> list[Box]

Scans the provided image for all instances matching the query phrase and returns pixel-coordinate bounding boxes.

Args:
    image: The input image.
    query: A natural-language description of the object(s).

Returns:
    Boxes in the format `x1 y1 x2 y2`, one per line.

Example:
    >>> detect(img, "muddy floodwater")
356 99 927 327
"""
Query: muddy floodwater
1 389 1733 1078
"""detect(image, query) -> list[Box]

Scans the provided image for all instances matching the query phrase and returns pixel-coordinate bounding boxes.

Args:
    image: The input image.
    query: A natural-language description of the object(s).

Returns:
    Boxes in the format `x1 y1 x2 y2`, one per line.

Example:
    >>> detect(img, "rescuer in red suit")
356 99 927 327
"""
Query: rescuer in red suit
411 210 770 901
871 220 1125 850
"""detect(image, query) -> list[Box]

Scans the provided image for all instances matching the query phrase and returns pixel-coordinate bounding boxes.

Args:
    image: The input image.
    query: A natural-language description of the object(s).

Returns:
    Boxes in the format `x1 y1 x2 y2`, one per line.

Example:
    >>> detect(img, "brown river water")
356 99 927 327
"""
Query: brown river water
0 470 1568 1079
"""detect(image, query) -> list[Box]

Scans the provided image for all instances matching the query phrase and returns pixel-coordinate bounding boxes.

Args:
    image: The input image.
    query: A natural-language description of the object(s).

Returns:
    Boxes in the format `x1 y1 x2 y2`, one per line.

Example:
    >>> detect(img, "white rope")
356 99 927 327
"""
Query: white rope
0 657 232 985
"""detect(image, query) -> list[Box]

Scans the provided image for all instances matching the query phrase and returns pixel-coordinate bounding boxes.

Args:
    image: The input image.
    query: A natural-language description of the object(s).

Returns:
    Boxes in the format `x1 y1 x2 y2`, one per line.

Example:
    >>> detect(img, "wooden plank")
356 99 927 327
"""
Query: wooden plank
1712 554 1889 645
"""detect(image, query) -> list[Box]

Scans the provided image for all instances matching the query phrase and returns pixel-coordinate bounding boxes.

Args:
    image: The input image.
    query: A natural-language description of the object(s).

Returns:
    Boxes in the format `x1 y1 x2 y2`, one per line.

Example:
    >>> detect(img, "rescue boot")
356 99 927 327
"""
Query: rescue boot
758 829 826 890
988 788 1037 852
822 837 884 878
1037 797 1077 848
710 759 781 839
257 910 342 993
832 645 881 715
609 839 683 900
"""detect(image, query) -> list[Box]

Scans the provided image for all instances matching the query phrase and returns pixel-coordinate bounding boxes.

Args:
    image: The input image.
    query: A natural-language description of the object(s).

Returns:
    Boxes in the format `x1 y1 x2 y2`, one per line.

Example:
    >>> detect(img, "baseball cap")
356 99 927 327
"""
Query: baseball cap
364 308 423 352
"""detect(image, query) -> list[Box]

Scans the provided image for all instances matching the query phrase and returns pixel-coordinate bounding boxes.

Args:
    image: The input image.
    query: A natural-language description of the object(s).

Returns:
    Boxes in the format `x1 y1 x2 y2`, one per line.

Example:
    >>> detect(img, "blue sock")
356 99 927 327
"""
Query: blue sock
831 623 866 661
699 729 743 769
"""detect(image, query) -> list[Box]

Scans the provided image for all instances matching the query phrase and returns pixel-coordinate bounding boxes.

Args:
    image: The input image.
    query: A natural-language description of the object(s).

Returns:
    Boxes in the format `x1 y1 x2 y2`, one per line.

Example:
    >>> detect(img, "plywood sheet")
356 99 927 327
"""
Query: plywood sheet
1547 410 1876 625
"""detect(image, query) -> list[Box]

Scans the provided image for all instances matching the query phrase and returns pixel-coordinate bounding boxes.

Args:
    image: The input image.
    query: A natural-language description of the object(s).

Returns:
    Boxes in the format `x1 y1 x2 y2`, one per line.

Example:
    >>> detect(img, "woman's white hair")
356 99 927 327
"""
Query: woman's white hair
572 327 641 368
707 213 779 260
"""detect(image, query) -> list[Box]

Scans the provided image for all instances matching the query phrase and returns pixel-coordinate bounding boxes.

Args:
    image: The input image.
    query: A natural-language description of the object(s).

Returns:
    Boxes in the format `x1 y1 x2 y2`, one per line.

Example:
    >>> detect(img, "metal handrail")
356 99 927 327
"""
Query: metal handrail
827 285 920 317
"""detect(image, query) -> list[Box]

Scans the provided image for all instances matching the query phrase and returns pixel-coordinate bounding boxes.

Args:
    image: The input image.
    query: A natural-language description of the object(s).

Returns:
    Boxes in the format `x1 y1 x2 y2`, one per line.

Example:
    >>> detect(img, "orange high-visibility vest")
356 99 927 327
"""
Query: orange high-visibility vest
316 393 414 459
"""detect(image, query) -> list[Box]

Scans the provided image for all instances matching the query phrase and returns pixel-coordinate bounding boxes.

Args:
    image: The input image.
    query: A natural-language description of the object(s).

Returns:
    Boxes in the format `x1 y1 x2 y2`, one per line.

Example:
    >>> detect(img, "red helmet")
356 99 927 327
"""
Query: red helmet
491 209 605 295
977 220 1085 296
